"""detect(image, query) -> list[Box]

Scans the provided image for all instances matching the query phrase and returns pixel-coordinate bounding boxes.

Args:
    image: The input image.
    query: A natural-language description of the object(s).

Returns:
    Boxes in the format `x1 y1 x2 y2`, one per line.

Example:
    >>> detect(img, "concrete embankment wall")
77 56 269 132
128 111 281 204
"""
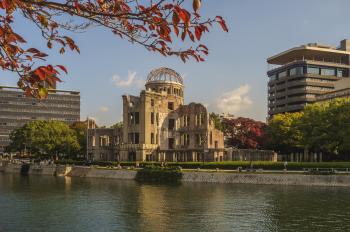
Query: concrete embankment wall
0 163 22 174
66 166 136 179
2 162 350 187
0 163 61 176
0 162 137 179
182 172 350 187
29 165 62 176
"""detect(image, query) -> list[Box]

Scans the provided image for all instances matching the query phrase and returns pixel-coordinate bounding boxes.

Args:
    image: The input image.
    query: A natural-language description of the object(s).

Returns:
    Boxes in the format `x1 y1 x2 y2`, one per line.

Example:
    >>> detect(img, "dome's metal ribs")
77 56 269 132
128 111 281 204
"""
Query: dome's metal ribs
146 67 183 85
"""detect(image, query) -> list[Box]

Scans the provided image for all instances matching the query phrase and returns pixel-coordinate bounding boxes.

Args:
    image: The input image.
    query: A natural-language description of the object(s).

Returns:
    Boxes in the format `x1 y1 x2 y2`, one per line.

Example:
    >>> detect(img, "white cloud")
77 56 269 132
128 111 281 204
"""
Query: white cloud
212 84 253 115
111 71 144 88
99 106 109 112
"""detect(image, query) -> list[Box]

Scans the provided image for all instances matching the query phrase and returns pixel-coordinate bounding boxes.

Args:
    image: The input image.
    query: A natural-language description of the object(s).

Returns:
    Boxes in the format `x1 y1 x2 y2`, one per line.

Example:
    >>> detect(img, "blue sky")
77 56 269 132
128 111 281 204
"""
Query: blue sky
2 0 350 126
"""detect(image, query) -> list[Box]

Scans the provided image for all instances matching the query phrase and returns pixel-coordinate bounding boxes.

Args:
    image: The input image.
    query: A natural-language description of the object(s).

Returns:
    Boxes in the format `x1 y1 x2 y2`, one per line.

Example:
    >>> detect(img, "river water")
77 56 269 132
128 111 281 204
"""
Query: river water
0 174 350 232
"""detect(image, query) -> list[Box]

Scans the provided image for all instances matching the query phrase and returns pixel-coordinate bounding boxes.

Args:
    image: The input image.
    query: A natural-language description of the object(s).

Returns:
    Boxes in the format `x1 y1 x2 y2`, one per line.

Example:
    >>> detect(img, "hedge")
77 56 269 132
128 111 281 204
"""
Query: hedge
55 160 350 171
166 161 350 170
54 160 139 167
135 166 182 183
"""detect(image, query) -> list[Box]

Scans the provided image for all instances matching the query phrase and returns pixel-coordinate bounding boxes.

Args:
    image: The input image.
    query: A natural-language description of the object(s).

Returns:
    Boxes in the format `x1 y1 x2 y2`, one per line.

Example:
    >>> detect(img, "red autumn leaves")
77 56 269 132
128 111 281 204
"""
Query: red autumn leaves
0 0 228 98
223 117 267 149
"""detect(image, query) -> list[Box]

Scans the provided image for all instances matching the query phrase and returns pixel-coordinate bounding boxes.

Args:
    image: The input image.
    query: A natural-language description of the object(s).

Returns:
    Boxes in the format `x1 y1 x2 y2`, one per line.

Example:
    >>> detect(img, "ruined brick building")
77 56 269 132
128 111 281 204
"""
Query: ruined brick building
87 67 224 162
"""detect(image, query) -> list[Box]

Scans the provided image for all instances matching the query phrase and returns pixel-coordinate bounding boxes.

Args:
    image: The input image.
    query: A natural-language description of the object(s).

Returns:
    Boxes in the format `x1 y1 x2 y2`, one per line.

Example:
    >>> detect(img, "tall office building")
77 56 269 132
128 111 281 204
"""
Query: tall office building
0 86 80 153
267 39 350 118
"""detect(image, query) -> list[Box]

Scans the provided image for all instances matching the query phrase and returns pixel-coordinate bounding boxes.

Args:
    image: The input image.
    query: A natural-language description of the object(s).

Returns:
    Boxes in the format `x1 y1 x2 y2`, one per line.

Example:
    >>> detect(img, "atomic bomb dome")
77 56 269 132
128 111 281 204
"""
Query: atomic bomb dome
87 66 225 163
145 67 183 85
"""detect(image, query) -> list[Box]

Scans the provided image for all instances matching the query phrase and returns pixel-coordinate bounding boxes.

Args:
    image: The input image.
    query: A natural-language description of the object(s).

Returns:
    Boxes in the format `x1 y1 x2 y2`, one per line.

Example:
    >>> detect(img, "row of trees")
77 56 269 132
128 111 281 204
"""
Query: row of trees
212 98 350 158
6 120 87 159
7 99 350 159
6 120 122 159
267 98 350 157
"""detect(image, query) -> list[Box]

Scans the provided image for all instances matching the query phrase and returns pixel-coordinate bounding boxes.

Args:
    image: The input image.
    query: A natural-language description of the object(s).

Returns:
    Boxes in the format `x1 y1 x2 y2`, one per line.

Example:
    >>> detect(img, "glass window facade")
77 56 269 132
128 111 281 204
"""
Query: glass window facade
337 69 345 77
269 74 277 81
307 66 320 75
289 66 304 76
278 71 288 78
320 68 335 76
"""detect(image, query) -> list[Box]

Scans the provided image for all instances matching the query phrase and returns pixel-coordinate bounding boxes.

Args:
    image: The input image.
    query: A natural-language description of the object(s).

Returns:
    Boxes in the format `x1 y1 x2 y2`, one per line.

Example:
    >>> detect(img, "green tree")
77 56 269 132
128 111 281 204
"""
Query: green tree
266 99 350 158
209 113 225 131
5 126 27 154
70 121 88 159
299 99 350 155
6 120 80 158
266 112 303 153
110 122 123 129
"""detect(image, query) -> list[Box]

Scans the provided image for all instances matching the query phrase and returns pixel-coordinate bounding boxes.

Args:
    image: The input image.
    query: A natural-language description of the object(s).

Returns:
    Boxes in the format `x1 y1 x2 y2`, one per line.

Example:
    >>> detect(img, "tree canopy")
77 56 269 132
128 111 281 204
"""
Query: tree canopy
266 112 303 153
70 121 87 158
299 99 350 155
267 98 350 157
110 121 123 129
209 113 225 132
222 117 267 149
6 120 80 158
0 0 227 98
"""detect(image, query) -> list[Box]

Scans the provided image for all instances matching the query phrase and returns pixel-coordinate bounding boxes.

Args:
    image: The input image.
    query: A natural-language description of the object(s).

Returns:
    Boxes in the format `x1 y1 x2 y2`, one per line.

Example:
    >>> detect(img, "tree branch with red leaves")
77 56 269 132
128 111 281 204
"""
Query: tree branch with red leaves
0 0 228 98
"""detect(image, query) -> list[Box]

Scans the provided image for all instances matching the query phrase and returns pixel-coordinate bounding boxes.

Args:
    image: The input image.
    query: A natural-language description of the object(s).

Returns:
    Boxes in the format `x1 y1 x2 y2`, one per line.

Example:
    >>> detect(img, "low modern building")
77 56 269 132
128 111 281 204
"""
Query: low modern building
87 67 225 162
0 86 80 153
267 39 350 118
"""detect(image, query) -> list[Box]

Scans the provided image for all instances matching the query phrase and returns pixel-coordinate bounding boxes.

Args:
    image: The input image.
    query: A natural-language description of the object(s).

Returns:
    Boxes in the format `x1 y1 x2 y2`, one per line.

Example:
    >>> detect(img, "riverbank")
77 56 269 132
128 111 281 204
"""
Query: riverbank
1 162 350 187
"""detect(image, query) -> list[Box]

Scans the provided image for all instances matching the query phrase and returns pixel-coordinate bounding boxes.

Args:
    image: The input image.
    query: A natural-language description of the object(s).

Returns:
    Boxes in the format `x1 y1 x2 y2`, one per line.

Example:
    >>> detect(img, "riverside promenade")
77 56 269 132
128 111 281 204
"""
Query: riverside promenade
2 161 350 187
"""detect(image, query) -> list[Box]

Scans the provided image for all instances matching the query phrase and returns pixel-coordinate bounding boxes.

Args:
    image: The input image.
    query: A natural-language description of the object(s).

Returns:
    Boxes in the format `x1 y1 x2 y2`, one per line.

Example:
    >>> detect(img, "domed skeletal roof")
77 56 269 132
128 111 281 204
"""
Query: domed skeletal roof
146 67 183 85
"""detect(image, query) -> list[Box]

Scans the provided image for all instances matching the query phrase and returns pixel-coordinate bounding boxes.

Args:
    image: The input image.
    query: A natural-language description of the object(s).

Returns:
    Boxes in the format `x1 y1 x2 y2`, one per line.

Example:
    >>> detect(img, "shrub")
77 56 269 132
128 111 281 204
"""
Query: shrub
55 159 86 166
135 166 182 183
55 160 161 167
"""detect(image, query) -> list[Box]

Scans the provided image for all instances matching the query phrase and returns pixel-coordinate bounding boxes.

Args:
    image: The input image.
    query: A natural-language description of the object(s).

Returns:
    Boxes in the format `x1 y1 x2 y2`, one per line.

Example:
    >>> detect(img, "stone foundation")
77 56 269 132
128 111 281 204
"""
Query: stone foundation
182 172 350 187
2 162 350 187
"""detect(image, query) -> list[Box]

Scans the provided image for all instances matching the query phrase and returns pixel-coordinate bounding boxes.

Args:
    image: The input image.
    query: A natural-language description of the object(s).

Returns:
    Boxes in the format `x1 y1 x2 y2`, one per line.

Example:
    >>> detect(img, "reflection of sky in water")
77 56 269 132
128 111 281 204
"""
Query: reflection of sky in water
0 175 350 232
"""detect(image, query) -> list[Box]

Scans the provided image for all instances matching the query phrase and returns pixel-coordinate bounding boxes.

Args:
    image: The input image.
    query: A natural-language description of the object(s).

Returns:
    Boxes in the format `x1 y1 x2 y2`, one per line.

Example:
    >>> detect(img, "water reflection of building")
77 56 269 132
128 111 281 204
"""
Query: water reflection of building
87 67 224 162
136 183 226 232
64 176 72 192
